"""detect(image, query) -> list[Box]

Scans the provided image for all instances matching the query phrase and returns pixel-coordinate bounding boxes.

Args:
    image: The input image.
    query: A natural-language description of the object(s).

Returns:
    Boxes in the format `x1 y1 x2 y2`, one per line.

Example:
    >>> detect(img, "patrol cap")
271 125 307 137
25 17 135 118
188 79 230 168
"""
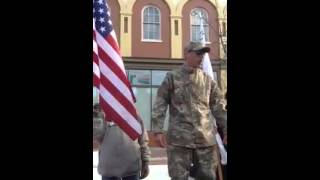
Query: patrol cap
185 41 210 54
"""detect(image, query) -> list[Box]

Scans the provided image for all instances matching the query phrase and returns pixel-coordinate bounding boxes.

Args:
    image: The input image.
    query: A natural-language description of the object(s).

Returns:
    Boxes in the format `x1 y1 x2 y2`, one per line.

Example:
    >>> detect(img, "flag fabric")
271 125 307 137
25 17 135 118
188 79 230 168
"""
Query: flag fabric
199 15 214 80
199 14 227 165
93 0 142 140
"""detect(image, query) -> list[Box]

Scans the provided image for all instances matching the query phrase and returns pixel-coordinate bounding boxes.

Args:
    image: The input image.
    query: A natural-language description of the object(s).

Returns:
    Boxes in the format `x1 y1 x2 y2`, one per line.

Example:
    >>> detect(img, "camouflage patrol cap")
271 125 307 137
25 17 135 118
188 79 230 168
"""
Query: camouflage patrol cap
185 41 210 54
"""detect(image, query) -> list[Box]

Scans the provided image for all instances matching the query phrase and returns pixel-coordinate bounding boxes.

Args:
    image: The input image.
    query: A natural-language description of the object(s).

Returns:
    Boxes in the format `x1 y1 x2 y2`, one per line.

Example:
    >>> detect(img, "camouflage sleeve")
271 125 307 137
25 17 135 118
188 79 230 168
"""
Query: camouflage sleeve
151 72 172 134
209 80 227 135
136 114 151 162
138 128 151 162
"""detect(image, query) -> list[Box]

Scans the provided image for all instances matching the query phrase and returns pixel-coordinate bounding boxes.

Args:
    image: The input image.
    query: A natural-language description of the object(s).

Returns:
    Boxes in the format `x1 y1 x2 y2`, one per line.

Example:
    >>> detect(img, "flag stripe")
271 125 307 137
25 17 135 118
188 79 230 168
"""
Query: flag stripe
93 40 98 54
93 26 100 89
98 50 133 102
99 74 137 118
97 32 136 102
97 44 128 86
97 42 136 102
96 32 126 74
93 53 100 76
99 85 141 133
99 97 140 139
93 75 100 88
105 32 120 56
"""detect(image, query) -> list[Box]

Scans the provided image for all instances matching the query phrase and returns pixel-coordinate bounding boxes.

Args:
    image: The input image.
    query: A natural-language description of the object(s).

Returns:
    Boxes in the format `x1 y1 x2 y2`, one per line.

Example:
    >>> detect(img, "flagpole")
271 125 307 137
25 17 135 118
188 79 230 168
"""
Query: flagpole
215 145 224 180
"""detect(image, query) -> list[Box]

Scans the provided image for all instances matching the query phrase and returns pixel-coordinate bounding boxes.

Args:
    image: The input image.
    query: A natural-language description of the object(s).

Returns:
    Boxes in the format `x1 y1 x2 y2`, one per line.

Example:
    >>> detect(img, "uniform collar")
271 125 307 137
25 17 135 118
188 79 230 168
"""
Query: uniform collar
182 63 201 74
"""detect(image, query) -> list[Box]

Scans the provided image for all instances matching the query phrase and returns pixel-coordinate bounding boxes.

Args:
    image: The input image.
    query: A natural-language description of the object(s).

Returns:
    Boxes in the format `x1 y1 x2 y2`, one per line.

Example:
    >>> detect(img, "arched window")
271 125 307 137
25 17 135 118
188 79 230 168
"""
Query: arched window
142 6 161 41
190 8 209 42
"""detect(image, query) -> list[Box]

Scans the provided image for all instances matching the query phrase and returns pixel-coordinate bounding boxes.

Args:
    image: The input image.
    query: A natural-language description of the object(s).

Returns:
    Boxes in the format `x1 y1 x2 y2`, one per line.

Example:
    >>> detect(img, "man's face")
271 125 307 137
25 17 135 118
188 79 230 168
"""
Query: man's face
185 50 204 68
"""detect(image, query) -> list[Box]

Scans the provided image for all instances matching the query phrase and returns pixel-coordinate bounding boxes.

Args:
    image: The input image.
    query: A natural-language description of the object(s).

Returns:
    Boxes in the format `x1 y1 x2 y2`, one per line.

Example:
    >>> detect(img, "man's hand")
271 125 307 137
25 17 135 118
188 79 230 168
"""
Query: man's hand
155 133 165 148
140 161 149 179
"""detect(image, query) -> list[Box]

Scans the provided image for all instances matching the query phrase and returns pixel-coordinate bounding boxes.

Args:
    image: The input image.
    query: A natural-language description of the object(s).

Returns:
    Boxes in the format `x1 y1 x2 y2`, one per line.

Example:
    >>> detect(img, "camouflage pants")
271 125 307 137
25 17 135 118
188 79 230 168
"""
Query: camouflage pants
167 145 218 180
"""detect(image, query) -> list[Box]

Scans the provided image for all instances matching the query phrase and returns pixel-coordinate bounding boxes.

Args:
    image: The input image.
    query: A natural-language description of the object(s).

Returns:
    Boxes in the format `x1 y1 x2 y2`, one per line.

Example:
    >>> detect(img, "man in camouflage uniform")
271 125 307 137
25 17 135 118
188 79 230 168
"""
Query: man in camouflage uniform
152 42 227 180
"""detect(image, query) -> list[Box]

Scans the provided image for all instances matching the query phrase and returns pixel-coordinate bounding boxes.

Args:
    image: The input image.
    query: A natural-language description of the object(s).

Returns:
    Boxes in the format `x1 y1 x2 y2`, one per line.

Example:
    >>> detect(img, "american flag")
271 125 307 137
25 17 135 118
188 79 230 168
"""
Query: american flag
93 0 142 140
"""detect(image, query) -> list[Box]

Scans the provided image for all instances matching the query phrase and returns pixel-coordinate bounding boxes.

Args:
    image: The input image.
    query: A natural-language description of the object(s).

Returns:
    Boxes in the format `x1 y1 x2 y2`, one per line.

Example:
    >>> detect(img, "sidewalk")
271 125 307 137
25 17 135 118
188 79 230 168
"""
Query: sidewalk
93 147 195 180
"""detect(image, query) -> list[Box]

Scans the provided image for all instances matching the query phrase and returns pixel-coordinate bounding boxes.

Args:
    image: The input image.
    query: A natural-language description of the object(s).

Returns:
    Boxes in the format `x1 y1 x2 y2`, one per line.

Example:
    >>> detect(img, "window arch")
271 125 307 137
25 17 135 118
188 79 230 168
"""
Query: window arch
190 8 209 42
142 6 161 41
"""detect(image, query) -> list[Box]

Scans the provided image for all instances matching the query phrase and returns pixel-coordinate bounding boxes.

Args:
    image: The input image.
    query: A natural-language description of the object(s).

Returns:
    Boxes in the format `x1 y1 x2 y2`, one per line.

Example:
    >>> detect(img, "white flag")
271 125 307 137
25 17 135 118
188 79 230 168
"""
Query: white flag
199 15 227 165
199 16 214 80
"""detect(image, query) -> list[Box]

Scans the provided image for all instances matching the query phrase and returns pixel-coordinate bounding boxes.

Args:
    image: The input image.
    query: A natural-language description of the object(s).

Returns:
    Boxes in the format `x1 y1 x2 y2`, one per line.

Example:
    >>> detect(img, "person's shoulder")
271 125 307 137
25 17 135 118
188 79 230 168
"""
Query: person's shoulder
167 69 179 75
170 67 185 77
164 69 179 80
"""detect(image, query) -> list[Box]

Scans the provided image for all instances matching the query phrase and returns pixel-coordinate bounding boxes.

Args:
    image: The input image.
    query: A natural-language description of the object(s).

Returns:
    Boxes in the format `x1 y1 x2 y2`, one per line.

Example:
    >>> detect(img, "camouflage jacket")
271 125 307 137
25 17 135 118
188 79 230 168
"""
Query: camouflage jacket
152 64 227 148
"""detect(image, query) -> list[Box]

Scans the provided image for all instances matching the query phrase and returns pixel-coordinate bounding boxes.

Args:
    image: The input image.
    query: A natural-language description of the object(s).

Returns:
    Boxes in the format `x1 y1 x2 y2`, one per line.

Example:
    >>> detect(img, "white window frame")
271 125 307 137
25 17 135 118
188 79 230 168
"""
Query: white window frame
190 8 210 44
141 5 162 42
